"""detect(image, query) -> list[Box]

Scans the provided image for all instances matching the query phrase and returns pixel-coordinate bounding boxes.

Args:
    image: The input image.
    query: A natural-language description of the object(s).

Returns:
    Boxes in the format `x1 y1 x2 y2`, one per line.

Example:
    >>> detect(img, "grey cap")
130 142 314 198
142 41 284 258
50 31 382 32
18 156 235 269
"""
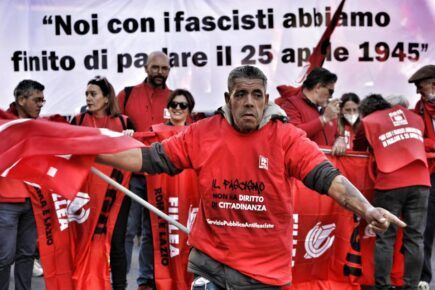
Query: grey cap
408 65 435 83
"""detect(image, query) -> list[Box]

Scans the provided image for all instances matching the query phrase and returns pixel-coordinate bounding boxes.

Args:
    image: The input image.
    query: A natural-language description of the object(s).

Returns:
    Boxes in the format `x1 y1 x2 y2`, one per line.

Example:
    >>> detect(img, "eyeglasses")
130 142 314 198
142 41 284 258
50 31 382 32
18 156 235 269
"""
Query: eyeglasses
168 101 189 110
31 97 46 105
328 88 334 96
91 75 110 87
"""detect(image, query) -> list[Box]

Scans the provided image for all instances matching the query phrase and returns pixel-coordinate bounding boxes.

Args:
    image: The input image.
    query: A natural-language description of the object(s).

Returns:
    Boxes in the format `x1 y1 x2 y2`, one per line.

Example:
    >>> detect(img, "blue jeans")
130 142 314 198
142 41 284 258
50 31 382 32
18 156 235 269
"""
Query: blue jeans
373 186 429 290
0 200 37 290
124 174 154 286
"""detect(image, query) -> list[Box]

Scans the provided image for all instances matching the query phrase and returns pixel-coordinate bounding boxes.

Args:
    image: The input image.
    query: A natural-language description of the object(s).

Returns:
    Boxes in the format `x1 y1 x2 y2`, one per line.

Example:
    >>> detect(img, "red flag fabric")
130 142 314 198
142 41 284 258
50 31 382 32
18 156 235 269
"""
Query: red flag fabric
0 115 143 199
31 164 130 290
288 152 369 290
136 125 200 290
275 0 346 106
287 151 435 289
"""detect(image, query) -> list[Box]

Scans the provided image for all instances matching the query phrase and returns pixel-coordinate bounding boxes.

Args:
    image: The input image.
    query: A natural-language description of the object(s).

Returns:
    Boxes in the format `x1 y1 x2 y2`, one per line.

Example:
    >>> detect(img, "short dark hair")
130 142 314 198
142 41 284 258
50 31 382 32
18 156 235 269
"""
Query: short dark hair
87 76 120 117
340 93 360 109
302 68 337 90
14 79 44 101
227 65 267 93
359 94 392 117
167 89 195 112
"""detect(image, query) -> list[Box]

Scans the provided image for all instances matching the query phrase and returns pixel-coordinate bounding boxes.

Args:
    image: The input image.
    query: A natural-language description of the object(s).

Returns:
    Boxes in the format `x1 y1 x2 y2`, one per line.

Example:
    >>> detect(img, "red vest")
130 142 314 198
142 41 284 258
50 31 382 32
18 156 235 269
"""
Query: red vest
363 106 427 173
117 82 171 132
162 115 327 286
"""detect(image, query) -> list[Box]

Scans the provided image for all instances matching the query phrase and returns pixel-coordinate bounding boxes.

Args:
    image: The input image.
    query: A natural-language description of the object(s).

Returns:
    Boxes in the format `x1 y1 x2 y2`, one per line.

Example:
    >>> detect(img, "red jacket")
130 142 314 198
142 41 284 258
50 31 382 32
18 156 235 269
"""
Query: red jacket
356 106 430 190
117 81 171 132
280 91 338 146
162 115 327 286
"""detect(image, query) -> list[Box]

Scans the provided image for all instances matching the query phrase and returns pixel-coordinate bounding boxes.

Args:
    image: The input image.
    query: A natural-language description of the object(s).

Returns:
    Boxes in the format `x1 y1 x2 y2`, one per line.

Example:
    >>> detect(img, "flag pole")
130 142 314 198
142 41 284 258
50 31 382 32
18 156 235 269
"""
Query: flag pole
91 167 190 234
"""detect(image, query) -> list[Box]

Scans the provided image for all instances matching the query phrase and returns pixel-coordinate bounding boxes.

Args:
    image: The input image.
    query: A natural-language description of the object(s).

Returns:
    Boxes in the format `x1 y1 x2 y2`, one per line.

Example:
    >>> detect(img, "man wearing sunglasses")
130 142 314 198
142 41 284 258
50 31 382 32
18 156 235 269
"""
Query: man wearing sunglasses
0 80 45 290
116 51 172 290
98 65 405 290
280 68 343 148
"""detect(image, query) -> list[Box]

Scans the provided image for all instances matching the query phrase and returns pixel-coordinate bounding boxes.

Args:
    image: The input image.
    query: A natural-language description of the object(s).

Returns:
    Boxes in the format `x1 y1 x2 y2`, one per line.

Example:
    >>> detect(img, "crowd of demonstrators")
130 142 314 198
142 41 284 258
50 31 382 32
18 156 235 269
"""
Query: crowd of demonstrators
1 60 434 290
116 51 172 290
353 94 430 290
70 76 135 290
0 80 44 290
409 65 435 290
96 65 405 290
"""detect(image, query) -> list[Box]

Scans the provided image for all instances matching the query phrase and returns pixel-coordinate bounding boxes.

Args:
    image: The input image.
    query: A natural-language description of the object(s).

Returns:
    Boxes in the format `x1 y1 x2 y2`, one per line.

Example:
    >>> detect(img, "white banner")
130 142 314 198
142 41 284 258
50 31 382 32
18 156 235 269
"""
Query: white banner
0 0 434 115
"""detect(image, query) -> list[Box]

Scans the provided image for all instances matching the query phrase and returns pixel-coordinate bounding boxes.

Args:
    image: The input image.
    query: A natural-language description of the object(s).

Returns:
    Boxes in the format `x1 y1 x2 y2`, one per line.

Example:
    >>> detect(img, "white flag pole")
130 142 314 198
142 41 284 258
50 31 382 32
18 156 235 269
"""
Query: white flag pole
91 167 189 234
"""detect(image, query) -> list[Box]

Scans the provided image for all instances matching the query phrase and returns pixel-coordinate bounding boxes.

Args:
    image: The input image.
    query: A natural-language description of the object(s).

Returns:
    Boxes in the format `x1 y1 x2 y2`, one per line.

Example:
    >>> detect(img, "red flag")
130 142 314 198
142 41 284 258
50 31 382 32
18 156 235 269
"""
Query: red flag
31 164 131 290
288 152 370 289
0 114 143 199
137 126 200 290
275 0 346 106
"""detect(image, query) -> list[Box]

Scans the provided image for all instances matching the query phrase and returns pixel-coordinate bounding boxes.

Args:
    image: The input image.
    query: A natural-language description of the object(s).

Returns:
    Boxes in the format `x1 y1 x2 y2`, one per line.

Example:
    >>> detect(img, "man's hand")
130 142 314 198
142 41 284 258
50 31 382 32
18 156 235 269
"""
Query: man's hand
322 99 340 123
364 207 406 233
328 175 406 234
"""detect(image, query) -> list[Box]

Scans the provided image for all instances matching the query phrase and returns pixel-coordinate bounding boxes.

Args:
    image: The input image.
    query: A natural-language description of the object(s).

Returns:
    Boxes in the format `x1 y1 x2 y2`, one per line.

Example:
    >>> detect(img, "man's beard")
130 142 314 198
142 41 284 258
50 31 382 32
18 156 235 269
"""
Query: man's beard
149 76 167 88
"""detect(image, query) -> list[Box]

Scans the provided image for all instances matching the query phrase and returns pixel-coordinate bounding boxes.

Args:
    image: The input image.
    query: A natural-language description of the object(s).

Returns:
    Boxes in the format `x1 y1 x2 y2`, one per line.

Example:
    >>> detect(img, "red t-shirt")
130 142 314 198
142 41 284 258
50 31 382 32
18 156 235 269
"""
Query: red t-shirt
280 91 338 146
161 115 327 286
117 81 171 132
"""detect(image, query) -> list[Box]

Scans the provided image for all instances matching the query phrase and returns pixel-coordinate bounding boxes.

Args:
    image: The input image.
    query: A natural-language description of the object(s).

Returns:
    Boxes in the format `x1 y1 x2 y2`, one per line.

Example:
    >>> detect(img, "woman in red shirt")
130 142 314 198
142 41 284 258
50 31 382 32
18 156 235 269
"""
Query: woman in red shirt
71 76 134 290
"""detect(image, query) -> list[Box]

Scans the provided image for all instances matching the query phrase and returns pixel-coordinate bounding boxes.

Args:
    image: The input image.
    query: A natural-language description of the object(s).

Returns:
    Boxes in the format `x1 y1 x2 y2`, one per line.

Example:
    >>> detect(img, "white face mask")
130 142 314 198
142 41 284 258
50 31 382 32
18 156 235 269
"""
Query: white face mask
343 113 359 125
428 93 435 104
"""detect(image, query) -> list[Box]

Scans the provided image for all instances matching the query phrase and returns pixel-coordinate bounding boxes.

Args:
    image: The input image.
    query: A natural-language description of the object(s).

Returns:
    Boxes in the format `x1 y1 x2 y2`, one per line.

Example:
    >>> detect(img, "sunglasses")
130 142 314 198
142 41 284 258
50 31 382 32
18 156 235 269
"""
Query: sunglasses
168 101 189 110
328 88 334 96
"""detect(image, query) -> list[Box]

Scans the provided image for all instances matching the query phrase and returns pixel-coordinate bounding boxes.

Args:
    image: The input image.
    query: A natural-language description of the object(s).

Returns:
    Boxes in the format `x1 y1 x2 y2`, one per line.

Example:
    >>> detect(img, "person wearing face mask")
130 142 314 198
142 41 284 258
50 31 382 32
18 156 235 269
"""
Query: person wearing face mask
408 65 435 290
337 93 361 150
71 76 135 290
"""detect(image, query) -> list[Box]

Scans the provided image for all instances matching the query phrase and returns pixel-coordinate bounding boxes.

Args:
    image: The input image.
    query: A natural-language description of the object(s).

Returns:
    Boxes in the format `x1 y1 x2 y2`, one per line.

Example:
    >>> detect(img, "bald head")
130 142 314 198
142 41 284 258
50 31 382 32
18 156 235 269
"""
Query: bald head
145 51 170 88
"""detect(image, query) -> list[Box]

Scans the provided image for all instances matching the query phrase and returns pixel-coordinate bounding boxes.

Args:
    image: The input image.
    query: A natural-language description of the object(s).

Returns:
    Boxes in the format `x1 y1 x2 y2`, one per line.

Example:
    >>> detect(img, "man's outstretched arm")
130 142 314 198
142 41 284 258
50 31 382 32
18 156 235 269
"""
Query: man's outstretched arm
96 144 182 175
328 175 406 232
96 148 143 172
